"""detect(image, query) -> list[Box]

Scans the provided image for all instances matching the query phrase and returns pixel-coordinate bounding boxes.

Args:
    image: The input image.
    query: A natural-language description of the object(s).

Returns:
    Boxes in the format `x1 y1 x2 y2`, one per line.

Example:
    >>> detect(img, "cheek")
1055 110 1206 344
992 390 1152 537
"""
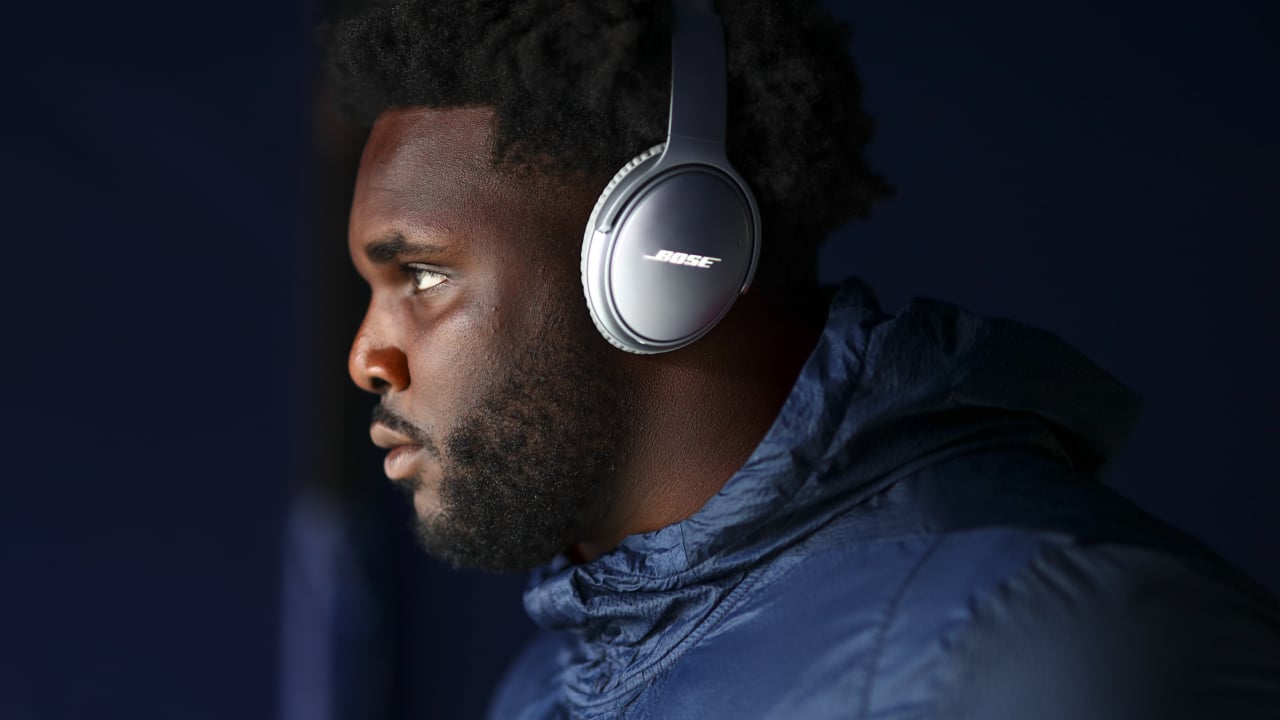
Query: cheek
395 239 587 428
400 287 507 427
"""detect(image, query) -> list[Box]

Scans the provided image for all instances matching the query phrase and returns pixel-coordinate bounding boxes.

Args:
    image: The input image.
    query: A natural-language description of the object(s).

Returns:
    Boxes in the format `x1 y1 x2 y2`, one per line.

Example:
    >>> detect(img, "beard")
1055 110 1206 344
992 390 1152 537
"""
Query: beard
375 306 629 572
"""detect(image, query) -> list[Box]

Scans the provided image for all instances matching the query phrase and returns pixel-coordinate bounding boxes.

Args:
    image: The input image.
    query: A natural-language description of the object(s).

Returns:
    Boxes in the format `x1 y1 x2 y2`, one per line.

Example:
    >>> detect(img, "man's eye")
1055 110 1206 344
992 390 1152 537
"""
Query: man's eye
407 264 448 292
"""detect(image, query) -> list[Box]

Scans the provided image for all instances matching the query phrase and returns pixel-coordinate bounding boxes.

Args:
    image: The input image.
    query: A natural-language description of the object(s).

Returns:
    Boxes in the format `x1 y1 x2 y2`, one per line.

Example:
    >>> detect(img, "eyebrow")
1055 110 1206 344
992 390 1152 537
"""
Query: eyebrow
364 233 447 265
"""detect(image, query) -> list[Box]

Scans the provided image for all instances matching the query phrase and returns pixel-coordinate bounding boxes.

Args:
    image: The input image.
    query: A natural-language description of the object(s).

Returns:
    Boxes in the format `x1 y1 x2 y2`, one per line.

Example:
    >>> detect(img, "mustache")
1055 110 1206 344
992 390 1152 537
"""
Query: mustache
371 404 441 457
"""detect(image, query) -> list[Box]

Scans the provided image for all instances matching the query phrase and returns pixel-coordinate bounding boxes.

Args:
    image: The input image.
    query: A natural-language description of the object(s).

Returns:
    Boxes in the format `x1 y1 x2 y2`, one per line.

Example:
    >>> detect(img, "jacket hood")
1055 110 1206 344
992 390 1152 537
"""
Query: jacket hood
521 278 1142 714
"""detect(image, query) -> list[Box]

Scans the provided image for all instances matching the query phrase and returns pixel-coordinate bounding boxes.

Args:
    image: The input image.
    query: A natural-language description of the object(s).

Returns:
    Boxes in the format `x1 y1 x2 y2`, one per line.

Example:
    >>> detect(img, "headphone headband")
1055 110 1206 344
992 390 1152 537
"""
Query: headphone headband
580 0 760 355
668 0 726 146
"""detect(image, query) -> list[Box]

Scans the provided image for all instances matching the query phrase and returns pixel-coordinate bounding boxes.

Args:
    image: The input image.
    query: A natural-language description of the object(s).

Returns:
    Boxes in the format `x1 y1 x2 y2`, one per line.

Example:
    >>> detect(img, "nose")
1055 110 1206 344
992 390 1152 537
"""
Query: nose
348 308 410 394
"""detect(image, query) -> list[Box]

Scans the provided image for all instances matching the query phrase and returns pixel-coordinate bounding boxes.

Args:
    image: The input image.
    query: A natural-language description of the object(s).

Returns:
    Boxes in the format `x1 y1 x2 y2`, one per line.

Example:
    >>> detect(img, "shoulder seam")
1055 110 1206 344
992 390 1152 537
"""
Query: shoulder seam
856 535 947 720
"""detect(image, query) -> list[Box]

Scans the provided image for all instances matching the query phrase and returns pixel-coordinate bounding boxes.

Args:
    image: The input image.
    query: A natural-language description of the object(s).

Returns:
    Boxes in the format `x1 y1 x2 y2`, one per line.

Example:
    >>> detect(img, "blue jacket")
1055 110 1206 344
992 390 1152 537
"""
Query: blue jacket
490 280 1280 719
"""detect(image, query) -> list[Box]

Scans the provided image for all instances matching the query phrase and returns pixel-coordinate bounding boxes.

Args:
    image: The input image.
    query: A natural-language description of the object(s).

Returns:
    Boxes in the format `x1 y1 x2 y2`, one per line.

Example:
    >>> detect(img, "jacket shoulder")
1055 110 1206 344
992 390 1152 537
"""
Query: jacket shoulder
635 443 1280 719
930 540 1280 720
634 526 1280 720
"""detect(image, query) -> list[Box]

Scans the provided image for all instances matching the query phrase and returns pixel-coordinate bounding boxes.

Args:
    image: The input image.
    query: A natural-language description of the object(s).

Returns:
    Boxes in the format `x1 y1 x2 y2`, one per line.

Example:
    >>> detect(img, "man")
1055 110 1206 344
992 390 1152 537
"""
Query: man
328 1 1280 717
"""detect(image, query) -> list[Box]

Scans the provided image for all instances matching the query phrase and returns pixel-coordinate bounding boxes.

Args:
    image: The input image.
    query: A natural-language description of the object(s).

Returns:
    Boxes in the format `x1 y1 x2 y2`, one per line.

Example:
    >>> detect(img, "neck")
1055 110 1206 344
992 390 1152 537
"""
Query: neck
573 289 826 561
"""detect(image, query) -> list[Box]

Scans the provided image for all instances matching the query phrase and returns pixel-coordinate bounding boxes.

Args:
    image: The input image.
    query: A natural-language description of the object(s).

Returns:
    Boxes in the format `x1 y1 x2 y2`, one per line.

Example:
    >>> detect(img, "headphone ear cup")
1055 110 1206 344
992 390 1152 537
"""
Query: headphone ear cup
582 152 759 354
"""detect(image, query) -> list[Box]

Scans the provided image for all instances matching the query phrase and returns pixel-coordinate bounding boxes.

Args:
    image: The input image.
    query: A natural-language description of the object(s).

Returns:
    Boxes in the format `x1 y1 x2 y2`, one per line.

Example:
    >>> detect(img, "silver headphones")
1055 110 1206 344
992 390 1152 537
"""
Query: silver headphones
581 0 761 354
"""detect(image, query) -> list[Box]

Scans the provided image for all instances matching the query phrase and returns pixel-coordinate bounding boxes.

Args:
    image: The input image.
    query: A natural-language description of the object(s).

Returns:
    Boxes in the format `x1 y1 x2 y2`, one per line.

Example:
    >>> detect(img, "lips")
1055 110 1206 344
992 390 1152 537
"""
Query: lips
370 422 424 481
382 444 425 481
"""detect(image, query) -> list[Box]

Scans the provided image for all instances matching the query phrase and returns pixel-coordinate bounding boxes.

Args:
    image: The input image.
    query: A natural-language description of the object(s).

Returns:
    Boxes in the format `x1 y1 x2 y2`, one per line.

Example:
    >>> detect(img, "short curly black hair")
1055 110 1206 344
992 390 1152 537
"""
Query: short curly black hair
325 0 891 296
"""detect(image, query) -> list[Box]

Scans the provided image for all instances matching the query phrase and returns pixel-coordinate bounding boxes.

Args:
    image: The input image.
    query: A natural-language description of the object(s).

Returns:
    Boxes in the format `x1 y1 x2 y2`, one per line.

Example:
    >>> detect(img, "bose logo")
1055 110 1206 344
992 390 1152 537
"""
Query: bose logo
642 250 722 269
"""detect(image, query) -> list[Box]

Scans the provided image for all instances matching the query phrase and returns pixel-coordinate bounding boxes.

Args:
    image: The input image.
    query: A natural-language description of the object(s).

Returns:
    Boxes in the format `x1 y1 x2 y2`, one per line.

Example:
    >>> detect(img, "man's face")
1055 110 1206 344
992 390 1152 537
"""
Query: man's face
347 106 629 572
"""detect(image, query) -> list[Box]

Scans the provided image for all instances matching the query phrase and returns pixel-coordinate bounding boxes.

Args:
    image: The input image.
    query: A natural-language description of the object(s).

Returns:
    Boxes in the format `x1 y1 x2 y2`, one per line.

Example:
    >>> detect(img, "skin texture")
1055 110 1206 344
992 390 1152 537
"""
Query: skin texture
348 106 823 570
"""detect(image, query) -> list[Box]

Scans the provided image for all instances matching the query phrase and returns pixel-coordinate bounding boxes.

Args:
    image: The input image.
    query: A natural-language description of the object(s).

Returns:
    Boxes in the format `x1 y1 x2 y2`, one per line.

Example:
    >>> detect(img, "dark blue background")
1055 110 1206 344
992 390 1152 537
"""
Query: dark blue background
2 2 1275 718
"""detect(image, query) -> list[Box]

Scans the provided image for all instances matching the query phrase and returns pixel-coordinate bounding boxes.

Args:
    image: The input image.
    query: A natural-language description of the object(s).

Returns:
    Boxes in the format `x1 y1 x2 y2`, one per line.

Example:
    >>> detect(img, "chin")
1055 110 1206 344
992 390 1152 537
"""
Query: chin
411 487 443 519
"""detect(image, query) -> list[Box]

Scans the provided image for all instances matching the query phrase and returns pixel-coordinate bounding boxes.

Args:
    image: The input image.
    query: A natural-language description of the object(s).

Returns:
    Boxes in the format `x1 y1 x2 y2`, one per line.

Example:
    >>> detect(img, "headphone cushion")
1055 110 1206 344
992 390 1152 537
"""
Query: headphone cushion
582 144 667 353
585 143 667 234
